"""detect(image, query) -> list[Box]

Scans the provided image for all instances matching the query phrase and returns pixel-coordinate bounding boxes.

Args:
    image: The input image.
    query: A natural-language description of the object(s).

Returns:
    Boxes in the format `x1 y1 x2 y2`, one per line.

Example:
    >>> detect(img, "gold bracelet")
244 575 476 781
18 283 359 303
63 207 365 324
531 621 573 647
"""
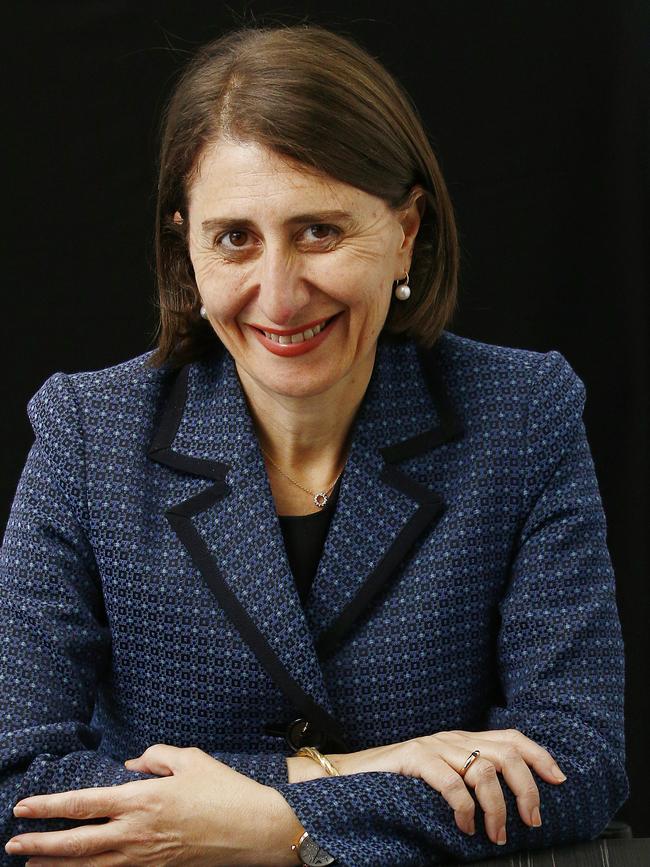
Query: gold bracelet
294 746 341 776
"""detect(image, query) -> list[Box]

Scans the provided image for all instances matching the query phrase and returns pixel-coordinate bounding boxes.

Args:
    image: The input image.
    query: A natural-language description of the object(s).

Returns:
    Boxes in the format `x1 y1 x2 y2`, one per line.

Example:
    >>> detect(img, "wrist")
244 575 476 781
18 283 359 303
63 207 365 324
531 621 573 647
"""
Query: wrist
324 753 348 775
257 785 307 866
286 755 328 782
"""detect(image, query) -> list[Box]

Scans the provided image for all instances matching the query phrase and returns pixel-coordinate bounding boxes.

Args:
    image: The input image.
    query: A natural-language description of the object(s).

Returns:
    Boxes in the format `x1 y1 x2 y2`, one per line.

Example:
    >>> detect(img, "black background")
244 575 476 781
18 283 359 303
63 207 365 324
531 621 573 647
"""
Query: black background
4 0 648 840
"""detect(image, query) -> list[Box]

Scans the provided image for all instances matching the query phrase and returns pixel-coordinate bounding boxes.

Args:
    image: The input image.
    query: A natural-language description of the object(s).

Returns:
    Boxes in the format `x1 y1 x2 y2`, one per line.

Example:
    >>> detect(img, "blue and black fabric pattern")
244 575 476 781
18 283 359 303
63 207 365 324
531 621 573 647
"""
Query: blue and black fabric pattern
0 330 628 865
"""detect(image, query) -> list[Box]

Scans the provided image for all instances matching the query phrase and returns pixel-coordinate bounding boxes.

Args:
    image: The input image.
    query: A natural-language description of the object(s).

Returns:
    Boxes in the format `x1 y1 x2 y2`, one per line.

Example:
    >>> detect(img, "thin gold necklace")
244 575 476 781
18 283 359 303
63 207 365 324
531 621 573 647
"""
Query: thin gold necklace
260 448 346 508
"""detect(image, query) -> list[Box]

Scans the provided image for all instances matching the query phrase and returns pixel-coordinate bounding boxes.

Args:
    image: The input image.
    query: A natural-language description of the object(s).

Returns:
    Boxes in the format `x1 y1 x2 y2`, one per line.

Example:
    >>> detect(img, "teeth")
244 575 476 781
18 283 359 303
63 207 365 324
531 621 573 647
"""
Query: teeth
263 318 329 343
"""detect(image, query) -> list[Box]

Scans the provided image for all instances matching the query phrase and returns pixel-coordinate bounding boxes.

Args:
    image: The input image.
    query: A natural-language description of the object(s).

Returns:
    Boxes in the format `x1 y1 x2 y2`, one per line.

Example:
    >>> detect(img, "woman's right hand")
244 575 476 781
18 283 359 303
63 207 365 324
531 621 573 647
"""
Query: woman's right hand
326 728 567 845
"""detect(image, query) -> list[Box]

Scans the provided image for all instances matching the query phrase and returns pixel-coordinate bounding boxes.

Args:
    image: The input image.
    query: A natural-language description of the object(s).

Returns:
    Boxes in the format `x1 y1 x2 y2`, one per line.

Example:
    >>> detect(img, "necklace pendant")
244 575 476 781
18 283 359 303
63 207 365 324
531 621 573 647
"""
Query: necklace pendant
314 492 328 508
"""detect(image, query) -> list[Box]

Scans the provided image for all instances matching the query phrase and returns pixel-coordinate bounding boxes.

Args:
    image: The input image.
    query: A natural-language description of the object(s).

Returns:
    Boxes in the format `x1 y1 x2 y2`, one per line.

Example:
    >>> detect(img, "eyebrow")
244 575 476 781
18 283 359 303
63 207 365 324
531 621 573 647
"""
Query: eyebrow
201 209 356 234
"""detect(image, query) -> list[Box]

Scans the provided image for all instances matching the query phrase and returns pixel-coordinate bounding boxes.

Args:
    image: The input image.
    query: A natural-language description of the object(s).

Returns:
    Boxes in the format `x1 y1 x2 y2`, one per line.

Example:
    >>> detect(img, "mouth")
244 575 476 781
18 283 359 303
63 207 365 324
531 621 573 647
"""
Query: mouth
248 311 343 356
251 312 342 345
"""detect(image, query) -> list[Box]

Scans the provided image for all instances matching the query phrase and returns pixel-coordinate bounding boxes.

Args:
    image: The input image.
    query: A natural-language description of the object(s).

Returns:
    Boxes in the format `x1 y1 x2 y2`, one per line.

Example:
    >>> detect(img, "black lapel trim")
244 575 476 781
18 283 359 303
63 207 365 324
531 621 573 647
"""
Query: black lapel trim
316 465 444 660
315 342 464 660
148 362 228 483
379 343 464 464
165 500 349 753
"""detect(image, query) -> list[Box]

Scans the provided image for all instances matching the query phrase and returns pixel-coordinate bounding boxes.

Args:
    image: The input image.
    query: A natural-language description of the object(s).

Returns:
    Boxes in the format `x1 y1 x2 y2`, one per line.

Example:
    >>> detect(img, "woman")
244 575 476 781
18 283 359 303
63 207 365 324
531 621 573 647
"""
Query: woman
1 22 628 867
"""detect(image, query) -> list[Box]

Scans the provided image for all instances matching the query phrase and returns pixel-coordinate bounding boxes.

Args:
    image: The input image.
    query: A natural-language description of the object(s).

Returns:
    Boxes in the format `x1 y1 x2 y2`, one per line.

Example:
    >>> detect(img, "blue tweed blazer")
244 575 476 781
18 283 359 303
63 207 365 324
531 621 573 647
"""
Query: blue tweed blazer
0 330 628 865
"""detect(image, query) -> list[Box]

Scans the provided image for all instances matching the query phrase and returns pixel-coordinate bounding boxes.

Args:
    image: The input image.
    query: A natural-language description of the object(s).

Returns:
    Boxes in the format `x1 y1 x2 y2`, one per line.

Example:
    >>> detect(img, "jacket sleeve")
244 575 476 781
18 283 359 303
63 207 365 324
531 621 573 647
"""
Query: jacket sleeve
0 373 289 859
267 350 629 866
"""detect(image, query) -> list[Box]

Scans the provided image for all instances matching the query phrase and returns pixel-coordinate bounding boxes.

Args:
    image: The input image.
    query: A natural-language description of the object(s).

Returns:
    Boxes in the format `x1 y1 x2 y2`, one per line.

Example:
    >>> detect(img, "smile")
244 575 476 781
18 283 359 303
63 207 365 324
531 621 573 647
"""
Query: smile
260 317 332 344
248 312 342 357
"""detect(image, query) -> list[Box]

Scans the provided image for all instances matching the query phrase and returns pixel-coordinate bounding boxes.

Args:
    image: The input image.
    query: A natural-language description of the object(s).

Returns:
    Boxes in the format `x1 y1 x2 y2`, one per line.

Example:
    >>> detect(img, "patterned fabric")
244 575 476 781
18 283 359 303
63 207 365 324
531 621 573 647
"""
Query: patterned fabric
0 329 628 865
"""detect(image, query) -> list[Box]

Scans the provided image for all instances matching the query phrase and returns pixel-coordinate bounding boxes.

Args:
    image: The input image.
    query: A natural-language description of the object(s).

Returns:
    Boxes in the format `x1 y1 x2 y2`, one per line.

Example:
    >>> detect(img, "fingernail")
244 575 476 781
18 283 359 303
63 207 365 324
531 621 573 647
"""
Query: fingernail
531 806 542 827
552 766 567 782
14 805 32 816
5 841 23 853
497 826 507 845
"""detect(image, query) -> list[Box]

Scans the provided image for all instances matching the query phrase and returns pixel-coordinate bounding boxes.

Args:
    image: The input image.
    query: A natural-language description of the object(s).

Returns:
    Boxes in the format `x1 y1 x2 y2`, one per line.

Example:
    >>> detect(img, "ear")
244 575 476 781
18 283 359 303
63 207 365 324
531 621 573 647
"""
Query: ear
173 210 184 225
398 185 426 255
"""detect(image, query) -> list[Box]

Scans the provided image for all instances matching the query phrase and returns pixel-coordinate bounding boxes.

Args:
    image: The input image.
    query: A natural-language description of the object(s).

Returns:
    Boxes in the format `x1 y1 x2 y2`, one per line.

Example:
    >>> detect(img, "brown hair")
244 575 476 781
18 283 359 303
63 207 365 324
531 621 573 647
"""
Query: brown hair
146 23 459 370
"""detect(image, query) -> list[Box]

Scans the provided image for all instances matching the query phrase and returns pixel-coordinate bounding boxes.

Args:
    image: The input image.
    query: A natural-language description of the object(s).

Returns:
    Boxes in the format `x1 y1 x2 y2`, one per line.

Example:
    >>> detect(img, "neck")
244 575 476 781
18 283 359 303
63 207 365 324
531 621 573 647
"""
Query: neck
234 345 378 486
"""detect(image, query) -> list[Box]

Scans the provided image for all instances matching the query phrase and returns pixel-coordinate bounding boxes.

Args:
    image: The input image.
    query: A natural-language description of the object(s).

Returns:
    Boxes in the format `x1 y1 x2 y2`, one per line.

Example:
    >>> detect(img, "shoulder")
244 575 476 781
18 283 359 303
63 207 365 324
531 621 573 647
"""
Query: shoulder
385 331 588 459
26 349 172 443
428 332 588 483
430 329 573 379
378 329 586 430
424 330 586 412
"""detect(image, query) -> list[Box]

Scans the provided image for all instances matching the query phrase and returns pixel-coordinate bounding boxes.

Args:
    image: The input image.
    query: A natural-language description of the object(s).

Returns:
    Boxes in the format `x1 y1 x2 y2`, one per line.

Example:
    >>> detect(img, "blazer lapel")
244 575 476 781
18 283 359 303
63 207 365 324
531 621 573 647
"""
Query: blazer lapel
148 335 463 753
306 337 464 659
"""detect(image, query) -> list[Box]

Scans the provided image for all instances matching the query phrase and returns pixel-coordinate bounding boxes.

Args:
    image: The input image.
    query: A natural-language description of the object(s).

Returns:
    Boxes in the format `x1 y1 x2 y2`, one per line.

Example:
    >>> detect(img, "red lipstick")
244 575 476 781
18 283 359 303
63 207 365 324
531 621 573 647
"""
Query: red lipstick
247 312 342 357
248 316 332 336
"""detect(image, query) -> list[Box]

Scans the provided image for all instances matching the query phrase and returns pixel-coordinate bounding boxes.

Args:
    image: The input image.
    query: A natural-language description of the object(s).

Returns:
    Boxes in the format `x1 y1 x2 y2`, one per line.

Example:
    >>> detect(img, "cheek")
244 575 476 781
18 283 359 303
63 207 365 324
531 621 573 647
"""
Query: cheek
362 277 393 337
193 254 228 291
352 275 392 319
327 257 391 307
194 260 252 318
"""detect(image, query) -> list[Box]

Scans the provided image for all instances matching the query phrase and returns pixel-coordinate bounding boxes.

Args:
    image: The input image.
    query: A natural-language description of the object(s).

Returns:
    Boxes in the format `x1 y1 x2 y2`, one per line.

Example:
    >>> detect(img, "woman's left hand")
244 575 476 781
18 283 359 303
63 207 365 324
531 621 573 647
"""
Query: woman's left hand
6 744 275 866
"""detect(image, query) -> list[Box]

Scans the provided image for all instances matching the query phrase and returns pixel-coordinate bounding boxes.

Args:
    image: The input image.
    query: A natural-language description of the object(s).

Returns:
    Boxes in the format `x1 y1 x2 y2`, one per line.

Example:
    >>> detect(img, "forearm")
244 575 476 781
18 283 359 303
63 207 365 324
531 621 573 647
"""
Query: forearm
254 757 328 867
257 786 308 867
269 725 628 866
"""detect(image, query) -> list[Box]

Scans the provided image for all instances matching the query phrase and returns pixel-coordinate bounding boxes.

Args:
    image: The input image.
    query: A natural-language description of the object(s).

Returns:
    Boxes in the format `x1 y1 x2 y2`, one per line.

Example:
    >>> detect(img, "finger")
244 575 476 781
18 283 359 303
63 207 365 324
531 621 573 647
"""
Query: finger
414 736 508 845
461 758 508 846
471 729 567 784
417 755 477 837
439 733 542 829
13 785 131 821
6 822 125 860
124 743 202 777
124 755 173 776
491 746 543 829
25 851 127 866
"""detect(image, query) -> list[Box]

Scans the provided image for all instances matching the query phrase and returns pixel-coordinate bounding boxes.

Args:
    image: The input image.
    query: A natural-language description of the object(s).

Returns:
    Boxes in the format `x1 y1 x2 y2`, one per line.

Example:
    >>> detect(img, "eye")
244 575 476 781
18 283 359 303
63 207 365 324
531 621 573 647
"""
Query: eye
214 230 249 251
213 224 339 252
305 224 339 241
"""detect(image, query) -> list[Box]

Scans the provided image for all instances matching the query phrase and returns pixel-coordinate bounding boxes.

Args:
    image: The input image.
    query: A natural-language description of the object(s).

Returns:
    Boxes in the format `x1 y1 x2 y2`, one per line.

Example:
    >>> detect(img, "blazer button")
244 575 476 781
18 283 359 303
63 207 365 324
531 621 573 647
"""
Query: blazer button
264 718 326 751
287 718 327 750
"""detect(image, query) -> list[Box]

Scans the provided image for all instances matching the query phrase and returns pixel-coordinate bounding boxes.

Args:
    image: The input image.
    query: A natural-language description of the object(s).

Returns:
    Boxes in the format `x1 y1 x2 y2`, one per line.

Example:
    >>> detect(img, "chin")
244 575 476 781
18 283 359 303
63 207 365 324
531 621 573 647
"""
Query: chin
256 368 342 399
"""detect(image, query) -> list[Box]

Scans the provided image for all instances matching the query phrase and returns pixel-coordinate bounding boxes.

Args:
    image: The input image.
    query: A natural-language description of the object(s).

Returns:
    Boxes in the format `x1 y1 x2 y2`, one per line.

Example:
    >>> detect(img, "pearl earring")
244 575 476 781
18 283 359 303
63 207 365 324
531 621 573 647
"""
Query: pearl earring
394 272 411 301
200 305 208 319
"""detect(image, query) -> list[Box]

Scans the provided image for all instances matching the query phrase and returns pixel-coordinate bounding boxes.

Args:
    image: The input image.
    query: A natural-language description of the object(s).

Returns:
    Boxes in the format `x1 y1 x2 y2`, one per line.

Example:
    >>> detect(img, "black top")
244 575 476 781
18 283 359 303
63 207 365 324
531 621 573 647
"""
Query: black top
277 474 343 606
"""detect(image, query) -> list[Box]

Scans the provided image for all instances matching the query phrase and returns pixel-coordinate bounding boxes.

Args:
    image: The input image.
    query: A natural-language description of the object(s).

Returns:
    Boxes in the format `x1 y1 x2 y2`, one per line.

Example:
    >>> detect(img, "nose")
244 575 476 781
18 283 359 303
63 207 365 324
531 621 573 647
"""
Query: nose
256 247 311 326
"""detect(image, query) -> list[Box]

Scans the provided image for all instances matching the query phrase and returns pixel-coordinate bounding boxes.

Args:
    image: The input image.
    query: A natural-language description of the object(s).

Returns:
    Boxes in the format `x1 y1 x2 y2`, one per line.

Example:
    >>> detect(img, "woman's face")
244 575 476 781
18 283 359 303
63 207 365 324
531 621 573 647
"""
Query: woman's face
183 138 422 400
